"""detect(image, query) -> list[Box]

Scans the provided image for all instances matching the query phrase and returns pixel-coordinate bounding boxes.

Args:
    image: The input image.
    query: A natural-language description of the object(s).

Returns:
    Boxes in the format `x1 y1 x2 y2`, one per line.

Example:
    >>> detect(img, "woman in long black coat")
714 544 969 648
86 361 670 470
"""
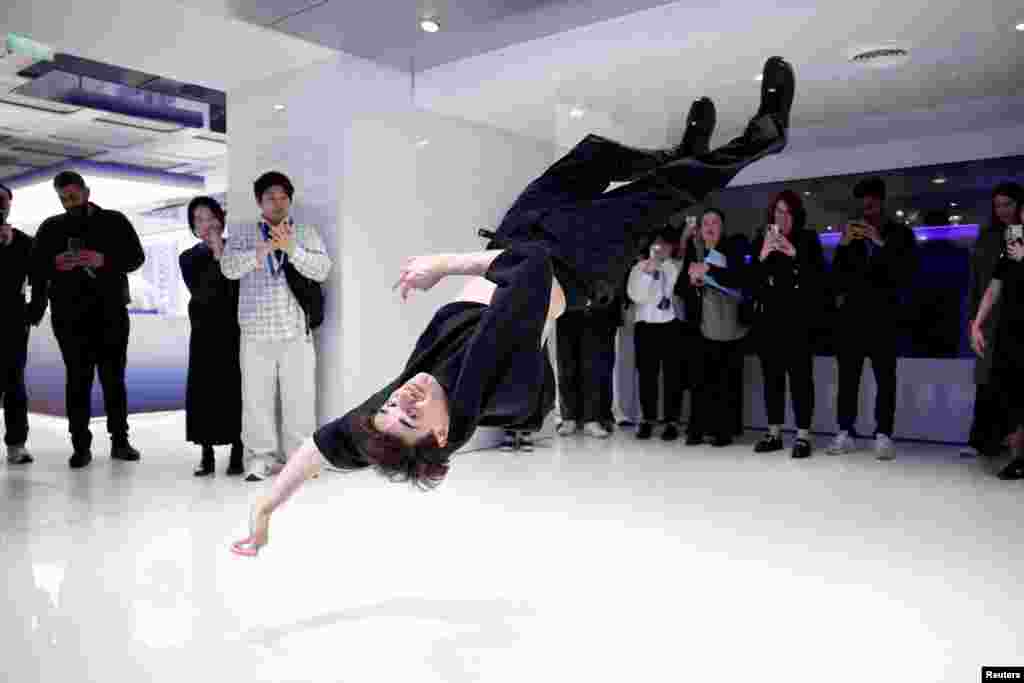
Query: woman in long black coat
179 197 244 476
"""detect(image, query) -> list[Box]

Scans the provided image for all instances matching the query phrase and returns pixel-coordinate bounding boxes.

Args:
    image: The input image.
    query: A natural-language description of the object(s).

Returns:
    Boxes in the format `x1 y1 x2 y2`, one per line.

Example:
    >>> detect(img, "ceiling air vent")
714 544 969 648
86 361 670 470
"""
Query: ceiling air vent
847 44 910 69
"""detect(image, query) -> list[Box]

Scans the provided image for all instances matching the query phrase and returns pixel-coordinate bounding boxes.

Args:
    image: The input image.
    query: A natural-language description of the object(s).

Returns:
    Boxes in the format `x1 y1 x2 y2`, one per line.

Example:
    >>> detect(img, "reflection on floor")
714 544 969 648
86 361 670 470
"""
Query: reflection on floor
2 412 1021 682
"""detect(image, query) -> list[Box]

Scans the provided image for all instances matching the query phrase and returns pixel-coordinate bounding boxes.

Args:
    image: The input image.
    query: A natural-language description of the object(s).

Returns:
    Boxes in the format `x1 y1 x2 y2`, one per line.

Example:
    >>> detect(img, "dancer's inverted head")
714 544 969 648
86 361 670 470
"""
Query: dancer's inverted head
325 373 455 490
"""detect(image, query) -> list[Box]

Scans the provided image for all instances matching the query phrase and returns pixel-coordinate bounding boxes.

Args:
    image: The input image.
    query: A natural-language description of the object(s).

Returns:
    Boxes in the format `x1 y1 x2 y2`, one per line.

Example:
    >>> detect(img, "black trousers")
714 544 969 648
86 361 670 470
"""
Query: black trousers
493 132 773 310
53 309 131 452
1 324 30 447
689 337 745 438
556 309 616 423
968 382 1008 451
634 319 690 423
758 328 815 430
836 325 897 437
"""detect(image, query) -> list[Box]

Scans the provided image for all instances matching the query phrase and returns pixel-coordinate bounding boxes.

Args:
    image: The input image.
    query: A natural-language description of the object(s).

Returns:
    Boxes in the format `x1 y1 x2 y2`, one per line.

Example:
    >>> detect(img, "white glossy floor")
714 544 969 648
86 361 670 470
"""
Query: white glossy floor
2 412 1022 682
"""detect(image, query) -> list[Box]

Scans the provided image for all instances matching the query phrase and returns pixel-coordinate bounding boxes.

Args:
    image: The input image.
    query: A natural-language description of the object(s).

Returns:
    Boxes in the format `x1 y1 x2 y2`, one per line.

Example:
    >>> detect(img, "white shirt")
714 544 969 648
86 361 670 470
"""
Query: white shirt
627 259 683 324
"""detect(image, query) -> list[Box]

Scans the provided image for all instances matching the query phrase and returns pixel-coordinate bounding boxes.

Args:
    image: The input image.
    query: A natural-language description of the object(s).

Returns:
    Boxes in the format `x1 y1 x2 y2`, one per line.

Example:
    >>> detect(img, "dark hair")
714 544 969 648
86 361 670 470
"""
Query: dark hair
990 182 1024 230
853 176 886 201
643 225 683 260
186 196 226 237
701 207 727 226
352 414 449 490
254 171 295 202
769 190 807 232
53 171 87 191
0 183 11 201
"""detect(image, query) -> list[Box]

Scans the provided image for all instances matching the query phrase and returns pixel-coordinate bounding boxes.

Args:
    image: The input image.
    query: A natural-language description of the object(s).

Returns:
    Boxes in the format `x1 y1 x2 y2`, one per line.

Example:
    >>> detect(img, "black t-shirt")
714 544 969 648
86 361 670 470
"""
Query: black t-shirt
993 257 1024 370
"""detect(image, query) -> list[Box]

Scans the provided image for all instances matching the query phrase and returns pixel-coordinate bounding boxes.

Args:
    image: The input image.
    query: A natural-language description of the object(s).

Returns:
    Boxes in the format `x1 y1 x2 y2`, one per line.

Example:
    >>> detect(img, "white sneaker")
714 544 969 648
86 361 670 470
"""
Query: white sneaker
875 434 896 461
556 420 578 436
825 431 855 455
6 444 33 464
583 421 610 439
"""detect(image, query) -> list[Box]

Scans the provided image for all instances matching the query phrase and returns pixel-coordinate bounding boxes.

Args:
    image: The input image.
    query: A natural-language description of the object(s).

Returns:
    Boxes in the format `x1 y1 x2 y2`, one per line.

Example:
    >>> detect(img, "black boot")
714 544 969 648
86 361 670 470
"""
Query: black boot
997 456 1024 481
678 97 716 157
226 442 245 476
194 445 215 477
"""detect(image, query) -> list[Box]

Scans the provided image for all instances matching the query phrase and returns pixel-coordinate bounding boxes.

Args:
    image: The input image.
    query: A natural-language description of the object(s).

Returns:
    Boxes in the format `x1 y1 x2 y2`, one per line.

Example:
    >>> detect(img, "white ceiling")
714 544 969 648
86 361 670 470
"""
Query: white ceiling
410 0 1024 148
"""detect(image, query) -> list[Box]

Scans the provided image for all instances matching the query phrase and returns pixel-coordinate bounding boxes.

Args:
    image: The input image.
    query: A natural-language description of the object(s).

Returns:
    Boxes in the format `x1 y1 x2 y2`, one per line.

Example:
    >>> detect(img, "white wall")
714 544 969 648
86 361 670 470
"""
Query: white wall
228 54 556 450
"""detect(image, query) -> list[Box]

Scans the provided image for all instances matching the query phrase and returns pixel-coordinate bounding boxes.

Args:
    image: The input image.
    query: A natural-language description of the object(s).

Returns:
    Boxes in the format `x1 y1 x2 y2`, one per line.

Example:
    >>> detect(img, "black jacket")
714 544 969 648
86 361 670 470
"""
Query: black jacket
749 227 827 330
1 229 40 326
831 219 917 325
29 203 145 324
674 233 751 328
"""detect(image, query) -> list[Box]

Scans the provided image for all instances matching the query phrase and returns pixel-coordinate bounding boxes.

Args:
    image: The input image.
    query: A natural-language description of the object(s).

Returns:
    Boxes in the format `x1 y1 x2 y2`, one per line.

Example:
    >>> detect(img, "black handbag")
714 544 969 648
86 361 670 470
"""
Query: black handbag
283 261 324 332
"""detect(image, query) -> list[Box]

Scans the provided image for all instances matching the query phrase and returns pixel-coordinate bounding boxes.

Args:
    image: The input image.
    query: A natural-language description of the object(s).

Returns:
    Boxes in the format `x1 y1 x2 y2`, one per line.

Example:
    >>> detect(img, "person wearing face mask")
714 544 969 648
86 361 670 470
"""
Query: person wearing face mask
220 172 333 482
749 190 826 458
962 182 1023 459
676 208 751 447
29 171 145 469
0 182 42 465
970 203 1024 479
179 197 244 477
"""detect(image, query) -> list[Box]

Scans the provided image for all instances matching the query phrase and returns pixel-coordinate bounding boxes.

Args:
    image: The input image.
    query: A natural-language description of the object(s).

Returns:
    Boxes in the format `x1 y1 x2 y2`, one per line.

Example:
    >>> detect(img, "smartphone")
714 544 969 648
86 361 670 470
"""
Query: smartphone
1007 225 1024 245
768 224 780 237
686 215 697 229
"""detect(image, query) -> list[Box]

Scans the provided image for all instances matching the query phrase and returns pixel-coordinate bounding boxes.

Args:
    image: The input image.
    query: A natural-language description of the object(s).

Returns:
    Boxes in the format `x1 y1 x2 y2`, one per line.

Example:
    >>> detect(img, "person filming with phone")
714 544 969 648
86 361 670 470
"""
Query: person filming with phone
29 171 146 469
826 176 917 461
749 190 826 458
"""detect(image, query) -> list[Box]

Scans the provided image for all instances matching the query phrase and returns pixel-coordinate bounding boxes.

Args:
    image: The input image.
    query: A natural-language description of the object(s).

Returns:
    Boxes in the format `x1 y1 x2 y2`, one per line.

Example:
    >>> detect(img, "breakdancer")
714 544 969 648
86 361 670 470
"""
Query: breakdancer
232 56 796 556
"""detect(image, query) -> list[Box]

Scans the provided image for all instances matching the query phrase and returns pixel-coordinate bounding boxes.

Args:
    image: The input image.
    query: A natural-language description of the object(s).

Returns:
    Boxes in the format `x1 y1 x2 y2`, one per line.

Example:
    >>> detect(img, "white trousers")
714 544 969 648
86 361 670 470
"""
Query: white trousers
240 335 317 474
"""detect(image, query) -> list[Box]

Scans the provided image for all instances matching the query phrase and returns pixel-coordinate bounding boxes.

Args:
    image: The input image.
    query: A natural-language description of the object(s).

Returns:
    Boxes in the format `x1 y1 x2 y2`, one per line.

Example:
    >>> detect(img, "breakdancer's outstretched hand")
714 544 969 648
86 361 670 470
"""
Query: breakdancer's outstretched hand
393 255 448 300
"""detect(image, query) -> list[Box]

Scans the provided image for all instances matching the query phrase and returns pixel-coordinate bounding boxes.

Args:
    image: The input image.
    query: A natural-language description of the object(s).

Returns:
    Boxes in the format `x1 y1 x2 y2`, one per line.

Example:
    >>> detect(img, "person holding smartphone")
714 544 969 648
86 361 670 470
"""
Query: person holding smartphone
29 171 146 469
970 204 1024 479
627 226 689 440
748 190 826 458
963 183 1024 458
826 177 917 461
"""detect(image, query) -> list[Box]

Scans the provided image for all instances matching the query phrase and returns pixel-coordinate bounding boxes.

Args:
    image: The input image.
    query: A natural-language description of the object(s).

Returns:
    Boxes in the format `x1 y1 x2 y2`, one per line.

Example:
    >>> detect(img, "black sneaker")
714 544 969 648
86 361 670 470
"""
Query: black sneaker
111 443 141 461
754 434 784 453
661 424 680 442
711 435 733 448
636 423 654 440
685 432 704 446
791 438 812 459
69 450 93 469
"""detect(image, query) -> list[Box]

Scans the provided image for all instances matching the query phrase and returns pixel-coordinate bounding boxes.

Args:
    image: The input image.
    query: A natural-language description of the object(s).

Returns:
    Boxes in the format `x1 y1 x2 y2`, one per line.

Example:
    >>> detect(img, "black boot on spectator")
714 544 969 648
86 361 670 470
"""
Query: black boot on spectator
68 450 93 469
661 423 680 441
227 442 245 476
636 422 654 440
791 438 812 459
111 441 141 462
194 446 215 477
711 434 733 448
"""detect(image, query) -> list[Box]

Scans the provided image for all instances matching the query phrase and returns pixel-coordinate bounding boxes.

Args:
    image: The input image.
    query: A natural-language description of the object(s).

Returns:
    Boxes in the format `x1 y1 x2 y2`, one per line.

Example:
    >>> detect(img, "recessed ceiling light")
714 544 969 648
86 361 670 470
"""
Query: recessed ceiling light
804 191 812 196
950 202 958 207
932 176 947 184
420 18 441 33
569 106 585 119
896 210 905 217
1016 22 1024 31
826 226 833 231
273 104 285 111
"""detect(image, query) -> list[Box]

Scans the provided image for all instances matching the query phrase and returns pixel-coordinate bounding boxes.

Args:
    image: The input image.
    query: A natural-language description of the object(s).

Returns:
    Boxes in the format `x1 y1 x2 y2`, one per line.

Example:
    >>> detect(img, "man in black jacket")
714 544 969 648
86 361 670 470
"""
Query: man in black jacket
826 177 917 461
0 182 41 464
29 171 146 469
